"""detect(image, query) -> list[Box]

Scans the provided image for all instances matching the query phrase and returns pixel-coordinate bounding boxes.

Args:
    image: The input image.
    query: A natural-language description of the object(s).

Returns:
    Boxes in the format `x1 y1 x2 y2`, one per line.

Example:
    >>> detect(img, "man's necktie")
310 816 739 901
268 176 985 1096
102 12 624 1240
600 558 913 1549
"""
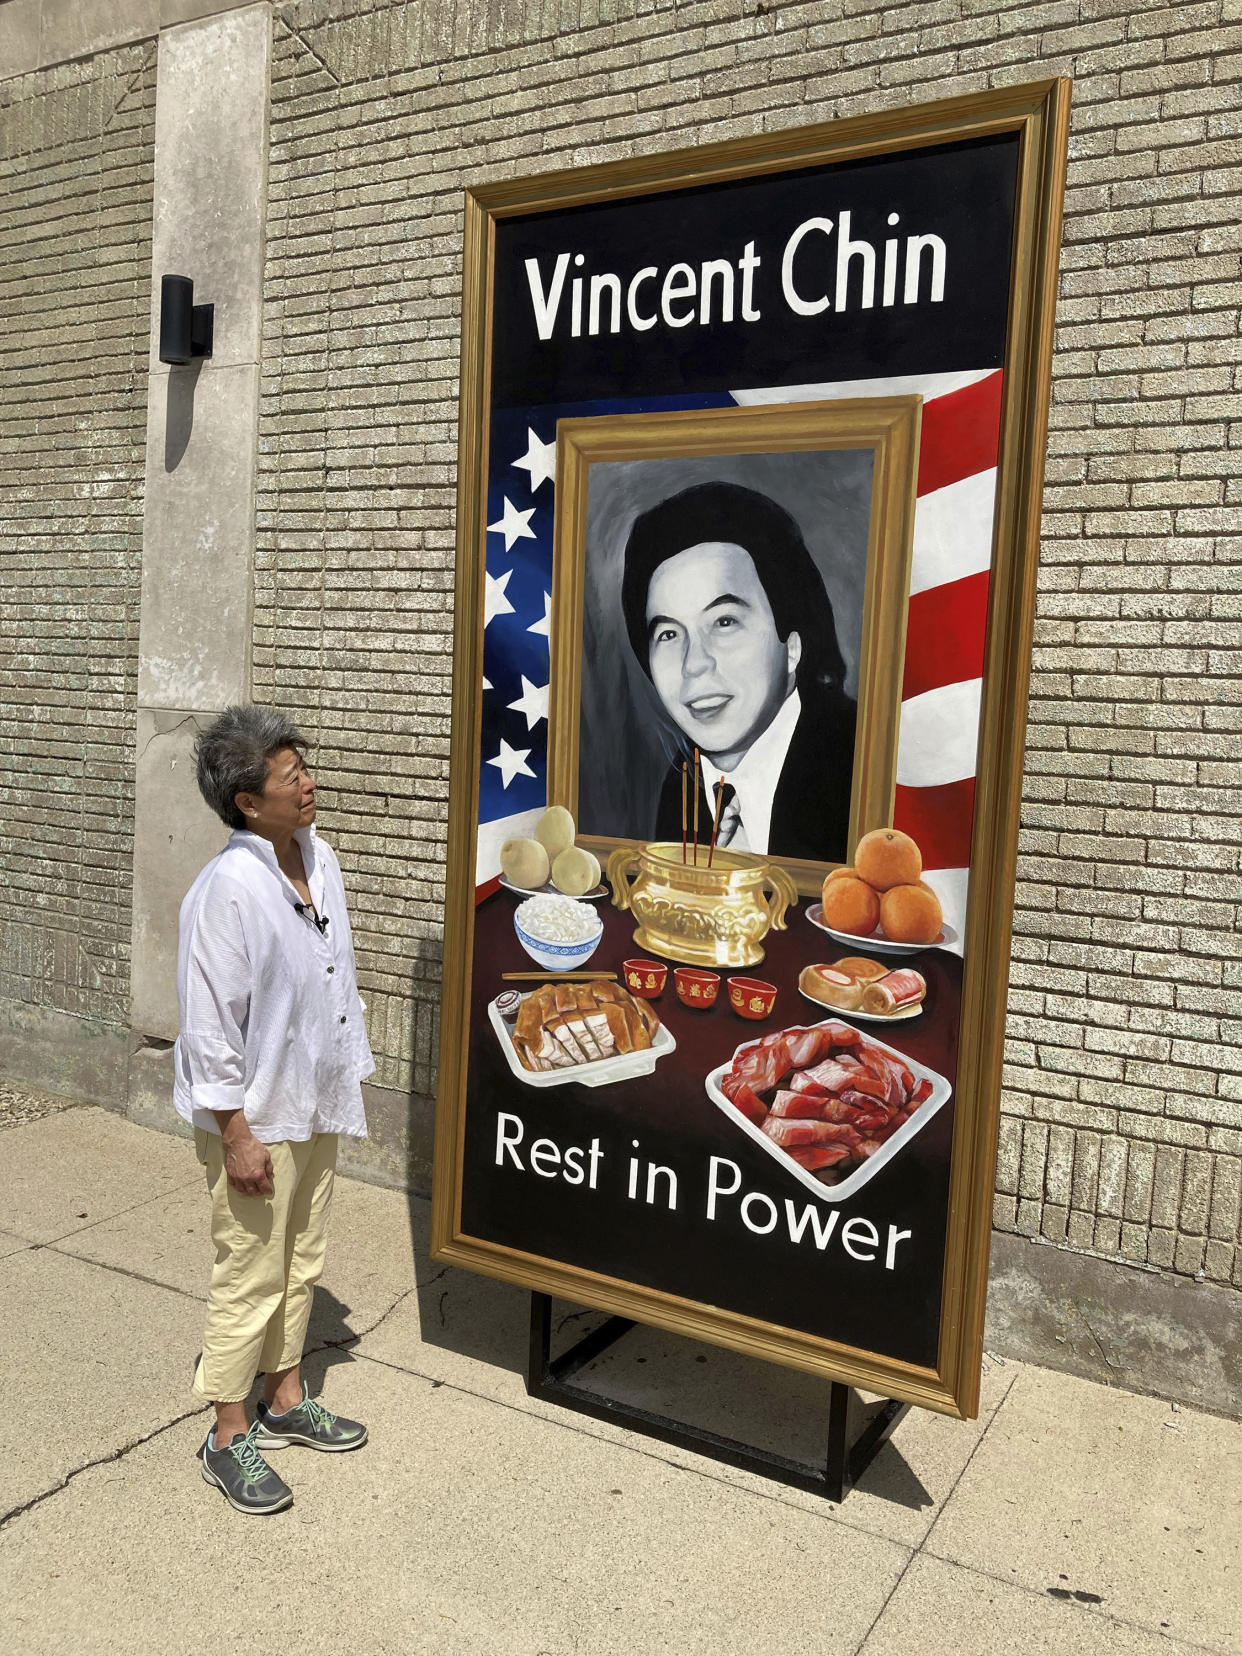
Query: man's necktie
714 782 743 848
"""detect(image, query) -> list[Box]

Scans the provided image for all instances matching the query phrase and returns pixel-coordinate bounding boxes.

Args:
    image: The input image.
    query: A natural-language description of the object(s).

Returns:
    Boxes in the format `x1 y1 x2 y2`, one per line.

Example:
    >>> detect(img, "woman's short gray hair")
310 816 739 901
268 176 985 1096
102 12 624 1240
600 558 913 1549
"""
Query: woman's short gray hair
195 705 309 829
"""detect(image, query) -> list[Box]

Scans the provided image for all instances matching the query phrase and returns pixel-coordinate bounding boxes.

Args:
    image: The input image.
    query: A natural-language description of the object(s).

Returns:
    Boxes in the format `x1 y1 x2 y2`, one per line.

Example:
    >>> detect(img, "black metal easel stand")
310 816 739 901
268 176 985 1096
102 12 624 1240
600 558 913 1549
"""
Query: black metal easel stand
526 1292 908 1504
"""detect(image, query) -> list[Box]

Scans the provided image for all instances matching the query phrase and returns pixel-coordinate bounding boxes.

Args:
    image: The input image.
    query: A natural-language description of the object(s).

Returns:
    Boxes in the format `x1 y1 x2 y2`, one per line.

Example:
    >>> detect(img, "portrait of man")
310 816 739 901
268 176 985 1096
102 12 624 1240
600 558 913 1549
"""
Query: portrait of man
569 439 875 871
620 481 857 862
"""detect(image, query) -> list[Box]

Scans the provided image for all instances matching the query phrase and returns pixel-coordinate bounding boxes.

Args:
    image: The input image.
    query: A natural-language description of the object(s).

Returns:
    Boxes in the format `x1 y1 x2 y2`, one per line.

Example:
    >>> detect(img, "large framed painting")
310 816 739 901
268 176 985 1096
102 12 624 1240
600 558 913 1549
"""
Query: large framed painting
548 399 920 895
432 81 1071 1419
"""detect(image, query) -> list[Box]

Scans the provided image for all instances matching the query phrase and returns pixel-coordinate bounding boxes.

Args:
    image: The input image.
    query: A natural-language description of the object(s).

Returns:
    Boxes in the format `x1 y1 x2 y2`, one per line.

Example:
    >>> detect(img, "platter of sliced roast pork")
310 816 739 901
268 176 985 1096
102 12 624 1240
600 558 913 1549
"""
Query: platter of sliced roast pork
705 1019 952 1202
490 979 676 1088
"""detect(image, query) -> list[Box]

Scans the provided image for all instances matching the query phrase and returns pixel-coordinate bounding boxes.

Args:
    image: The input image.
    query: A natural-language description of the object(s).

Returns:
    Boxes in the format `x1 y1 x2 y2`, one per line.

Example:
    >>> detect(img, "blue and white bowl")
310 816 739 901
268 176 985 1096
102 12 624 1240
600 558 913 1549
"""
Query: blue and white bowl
514 897 604 972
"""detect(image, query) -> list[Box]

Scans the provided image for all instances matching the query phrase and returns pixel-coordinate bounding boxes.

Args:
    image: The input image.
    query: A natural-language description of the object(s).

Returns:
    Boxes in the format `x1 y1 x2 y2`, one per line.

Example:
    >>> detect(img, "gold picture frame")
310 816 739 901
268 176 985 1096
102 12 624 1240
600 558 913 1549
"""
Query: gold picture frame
432 79 1071 1420
546 400 920 895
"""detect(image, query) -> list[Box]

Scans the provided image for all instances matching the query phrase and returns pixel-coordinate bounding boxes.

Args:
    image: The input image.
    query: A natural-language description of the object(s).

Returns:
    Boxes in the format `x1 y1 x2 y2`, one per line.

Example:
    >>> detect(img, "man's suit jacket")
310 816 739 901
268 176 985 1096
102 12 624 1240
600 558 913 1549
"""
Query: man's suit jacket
652 686 857 864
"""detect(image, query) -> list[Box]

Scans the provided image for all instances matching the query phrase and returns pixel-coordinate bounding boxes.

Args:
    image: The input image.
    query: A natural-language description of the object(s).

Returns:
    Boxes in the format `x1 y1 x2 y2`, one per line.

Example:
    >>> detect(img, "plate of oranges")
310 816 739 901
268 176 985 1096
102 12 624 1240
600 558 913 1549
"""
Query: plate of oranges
808 828 957 953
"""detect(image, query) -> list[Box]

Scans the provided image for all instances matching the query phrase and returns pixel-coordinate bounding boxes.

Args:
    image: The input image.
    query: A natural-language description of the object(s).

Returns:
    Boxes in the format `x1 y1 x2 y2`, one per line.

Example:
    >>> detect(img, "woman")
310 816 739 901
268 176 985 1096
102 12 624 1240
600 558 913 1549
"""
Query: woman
174 705 374 1515
620 481 858 862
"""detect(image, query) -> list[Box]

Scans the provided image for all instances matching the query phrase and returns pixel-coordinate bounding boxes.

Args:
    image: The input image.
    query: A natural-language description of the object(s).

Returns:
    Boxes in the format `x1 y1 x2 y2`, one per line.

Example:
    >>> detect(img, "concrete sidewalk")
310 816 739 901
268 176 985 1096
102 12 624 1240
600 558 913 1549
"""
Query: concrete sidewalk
0 1096 1237 1656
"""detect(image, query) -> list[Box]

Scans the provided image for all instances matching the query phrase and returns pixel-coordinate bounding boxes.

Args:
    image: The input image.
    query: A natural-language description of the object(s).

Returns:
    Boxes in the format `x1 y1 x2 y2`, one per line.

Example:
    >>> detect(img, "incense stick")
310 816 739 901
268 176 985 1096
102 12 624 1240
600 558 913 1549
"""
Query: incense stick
501 971 619 982
692 748 700 866
707 778 725 867
681 761 688 864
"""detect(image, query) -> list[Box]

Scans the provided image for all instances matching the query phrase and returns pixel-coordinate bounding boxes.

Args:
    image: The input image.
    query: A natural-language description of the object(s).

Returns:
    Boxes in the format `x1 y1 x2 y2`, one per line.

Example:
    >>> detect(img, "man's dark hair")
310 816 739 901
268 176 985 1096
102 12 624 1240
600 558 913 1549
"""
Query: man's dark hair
619 481 848 699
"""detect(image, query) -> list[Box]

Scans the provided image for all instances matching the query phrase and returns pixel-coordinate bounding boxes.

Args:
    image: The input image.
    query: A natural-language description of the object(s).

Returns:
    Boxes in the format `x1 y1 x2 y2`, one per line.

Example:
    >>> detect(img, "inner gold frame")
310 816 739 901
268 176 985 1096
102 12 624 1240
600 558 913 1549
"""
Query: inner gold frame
432 79 1072 1421
546 400 920 896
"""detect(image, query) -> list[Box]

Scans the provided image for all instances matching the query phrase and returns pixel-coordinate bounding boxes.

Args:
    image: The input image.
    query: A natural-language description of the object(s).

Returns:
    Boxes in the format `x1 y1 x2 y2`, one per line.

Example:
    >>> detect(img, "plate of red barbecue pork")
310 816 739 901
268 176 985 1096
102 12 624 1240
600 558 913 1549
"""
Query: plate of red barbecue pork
705 1019 952 1202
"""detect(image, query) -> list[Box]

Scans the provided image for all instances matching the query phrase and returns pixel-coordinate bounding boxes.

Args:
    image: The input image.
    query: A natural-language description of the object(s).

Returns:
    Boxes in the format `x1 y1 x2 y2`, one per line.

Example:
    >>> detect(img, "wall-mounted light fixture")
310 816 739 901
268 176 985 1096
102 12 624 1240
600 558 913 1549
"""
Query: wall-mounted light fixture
159 274 214 365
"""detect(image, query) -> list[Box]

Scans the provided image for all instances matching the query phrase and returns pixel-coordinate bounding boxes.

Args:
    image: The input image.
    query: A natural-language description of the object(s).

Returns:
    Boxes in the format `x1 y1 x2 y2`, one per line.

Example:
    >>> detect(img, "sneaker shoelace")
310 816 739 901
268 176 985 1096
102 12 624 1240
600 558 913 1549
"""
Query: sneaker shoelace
299 1395 336 1432
227 1423 273 1487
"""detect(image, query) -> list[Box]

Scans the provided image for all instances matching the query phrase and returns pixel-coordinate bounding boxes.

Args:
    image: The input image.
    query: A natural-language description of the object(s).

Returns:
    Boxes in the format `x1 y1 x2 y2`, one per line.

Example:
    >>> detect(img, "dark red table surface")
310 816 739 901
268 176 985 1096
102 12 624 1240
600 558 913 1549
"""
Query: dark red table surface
467 884 963 1126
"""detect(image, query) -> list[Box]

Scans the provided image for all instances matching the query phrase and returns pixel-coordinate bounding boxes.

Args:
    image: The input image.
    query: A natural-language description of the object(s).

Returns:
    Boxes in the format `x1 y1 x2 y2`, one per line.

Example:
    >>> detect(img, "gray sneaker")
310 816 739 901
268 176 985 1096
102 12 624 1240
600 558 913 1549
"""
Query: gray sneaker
200 1421 294 1514
254 1385 368 1452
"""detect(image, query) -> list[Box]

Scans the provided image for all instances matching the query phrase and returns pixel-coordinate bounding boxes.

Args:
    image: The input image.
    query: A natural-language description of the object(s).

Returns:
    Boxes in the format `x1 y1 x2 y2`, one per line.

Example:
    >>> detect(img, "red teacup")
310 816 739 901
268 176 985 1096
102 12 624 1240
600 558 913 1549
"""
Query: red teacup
623 958 668 999
727 976 778 1020
674 967 720 1009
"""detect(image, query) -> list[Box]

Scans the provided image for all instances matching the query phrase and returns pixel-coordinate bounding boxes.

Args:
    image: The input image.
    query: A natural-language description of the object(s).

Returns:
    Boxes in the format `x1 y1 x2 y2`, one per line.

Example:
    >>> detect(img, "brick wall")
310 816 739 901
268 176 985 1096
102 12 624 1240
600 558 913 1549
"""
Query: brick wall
256 0 1241 1285
1 0 1232 1296
0 45 156 1044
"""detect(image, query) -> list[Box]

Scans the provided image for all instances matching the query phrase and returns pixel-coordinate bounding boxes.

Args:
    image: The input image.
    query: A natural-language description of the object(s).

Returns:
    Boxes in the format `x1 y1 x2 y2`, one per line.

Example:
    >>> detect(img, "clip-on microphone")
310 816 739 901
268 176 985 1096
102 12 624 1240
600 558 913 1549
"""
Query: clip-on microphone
294 903 330 936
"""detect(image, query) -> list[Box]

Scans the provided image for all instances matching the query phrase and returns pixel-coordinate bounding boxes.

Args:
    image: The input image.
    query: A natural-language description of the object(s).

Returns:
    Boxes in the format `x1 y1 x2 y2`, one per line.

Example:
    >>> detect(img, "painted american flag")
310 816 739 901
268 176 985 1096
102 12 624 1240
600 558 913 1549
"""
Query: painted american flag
476 371 1002 957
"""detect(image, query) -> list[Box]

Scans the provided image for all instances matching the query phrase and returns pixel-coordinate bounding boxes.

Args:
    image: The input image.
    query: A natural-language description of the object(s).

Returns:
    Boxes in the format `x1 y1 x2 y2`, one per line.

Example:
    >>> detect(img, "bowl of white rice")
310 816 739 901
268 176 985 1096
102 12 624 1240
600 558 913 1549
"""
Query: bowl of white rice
514 893 604 971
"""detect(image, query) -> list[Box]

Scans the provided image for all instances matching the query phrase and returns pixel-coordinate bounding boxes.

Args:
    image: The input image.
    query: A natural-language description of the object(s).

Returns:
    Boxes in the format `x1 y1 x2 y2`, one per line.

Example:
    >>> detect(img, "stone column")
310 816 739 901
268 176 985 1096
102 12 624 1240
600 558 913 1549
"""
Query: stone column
128 3 271 1124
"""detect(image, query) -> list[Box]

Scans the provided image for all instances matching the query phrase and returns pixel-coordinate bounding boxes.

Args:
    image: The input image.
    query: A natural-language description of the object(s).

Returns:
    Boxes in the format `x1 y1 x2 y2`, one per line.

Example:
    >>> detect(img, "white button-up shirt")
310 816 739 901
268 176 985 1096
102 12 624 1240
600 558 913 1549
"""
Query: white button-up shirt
173 825 374 1143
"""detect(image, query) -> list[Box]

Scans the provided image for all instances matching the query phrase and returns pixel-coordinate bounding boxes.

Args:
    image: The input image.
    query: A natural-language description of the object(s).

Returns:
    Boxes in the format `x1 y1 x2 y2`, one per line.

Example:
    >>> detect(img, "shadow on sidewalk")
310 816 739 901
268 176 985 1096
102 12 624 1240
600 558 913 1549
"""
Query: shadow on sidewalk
406 1196 933 1512
405 1200 531 1379
197 1294 369 1422
301 1288 375 1394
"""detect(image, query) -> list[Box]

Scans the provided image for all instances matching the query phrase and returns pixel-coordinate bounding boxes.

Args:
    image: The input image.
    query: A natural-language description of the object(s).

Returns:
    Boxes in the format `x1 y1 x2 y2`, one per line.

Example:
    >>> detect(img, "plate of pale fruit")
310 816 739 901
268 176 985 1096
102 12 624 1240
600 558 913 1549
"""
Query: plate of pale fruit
498 806 608 900
808 828 957 954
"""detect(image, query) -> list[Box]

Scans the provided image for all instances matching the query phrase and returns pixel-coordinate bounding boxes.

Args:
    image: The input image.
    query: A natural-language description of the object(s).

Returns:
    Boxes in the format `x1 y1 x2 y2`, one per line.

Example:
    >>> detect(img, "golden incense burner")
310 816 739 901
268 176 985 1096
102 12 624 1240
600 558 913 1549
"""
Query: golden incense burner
607 841 798 969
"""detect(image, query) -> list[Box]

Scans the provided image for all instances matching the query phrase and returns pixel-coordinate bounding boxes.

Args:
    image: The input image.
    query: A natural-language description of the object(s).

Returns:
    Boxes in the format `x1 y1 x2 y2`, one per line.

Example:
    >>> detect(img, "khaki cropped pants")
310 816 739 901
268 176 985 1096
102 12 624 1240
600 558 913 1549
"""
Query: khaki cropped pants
191 1130 338 1405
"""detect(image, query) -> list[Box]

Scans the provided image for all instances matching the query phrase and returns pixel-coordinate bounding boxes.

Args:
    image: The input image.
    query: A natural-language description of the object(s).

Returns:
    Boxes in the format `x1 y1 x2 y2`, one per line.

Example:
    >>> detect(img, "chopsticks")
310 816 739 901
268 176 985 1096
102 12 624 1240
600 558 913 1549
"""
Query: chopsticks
501 970 619 982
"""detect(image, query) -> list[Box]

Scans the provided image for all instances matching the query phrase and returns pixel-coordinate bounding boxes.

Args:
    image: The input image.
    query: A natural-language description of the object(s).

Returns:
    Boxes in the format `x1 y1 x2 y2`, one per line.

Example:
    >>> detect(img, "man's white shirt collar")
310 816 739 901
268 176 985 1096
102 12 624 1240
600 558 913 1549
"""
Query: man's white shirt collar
699 689 801 854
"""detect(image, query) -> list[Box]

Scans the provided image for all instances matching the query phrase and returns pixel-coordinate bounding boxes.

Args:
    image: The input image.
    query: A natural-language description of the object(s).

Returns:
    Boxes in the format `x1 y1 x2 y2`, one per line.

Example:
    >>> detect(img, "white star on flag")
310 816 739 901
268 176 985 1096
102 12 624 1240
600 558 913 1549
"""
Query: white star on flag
527 590 552 637
484 568 515 628
486 497 536 552
512 428 557 491
482 676 492 690
508 675 549 730
487 738 536 789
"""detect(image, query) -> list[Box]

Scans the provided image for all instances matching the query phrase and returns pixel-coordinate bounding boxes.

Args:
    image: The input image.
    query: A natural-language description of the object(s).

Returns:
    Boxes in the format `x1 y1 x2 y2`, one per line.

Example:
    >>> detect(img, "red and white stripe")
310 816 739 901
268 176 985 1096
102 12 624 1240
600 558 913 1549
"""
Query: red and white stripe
735 370 1002 953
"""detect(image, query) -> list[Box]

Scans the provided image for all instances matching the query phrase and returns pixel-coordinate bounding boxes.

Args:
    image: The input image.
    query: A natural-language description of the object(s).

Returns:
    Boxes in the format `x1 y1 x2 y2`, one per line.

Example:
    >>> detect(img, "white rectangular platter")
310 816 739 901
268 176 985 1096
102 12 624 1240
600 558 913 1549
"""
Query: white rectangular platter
705 1021 953 1203
489 994 677 1088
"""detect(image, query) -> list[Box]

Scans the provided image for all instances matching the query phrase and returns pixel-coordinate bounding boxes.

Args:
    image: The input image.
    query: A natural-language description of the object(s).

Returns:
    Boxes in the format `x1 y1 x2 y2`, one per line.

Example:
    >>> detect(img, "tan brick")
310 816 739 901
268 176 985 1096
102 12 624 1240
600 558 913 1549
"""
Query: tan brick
1124 1220 1161 1274
1202 1239 1235 1282
1016 1198 1043 1238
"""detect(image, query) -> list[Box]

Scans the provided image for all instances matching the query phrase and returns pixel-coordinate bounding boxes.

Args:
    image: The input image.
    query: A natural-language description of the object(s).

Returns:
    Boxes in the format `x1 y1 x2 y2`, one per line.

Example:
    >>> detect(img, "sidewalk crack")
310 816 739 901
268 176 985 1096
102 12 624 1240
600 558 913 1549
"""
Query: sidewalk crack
919 1368 1019 1554
915 1551 1228 1656
41 1246 207 1307
0 1404 210 1535
850 1369 1021 1653
306 1282 417 1355
33 1174 204 1250
0 1285 417 1534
